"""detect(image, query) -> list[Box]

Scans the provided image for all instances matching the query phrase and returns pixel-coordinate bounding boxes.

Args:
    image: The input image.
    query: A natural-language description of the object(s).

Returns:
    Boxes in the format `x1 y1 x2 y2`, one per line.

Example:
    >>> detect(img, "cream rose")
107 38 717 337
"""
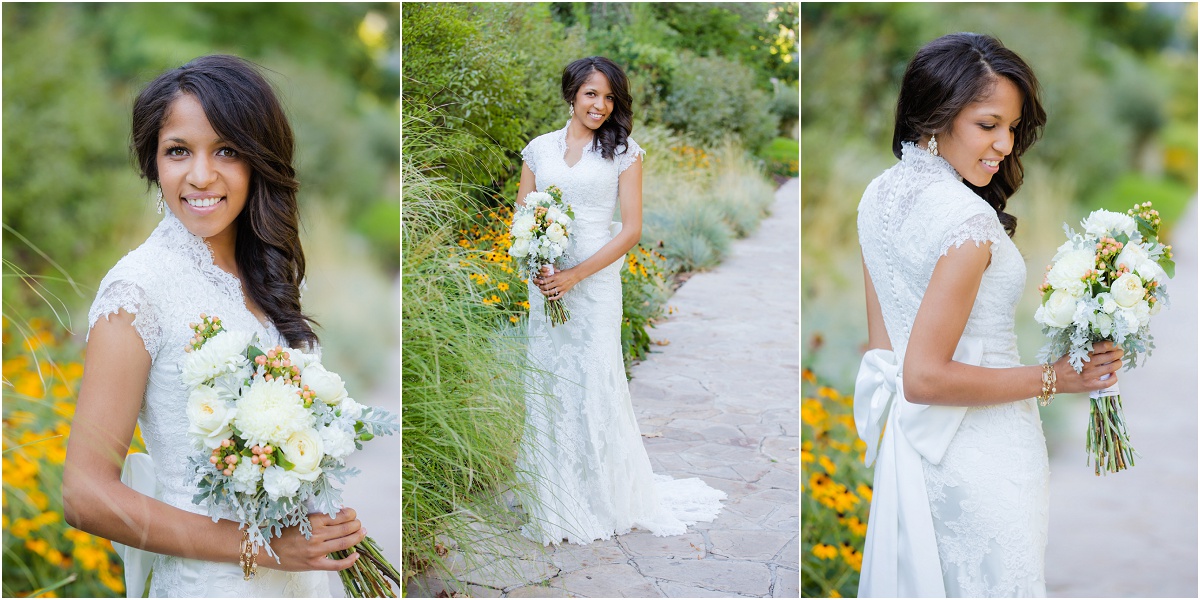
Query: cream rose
1036 290 1078 329
1116 242 1150 273
512 214 536 238
1046 249 1094 297
1095 292 1118 315
1092 312 1114 337
545 222 567 244
303 363 348 405
1110 272 1145 308
509 237 531 258
186 386 237 449
281 429 324 481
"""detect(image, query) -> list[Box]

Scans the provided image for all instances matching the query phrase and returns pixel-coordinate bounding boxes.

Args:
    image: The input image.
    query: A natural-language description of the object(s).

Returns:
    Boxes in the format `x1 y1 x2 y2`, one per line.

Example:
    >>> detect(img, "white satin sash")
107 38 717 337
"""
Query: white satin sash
853 336 983 597
113 452 159 597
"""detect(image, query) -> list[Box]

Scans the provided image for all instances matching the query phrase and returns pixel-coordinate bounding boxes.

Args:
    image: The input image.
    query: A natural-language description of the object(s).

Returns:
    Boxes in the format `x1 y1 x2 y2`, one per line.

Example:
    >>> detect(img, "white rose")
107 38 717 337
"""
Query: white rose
1116 242 1150 273
1110 272 1145 308
230 463 264 494
186 386 237 449
261 466 301 500
1082 210 1137 239
1093 312 1114 337
512 214 536 237
236 378 313 447
319 423 357 460
509 237 530 258
1036 290 1078 329
281 429 324 481
545 206 564 223
1046 249 1094 297
1132 300 1151 328
1095 292 1118 314
1136 261 1166 284
302 363 348 405
181 330 254 388
288 348 319 374
545 222 566 244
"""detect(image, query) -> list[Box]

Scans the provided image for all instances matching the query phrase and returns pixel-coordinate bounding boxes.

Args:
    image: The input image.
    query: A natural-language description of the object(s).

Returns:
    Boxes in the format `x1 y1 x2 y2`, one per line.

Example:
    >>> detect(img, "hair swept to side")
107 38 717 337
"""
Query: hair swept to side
561 56 634 160
892 32 1047 238
131 54 318 349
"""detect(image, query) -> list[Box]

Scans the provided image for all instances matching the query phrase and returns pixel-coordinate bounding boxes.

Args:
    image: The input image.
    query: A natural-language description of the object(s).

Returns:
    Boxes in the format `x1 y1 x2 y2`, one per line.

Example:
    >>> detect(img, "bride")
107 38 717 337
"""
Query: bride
514 56 725 545
62 55 363 597
855 33 1125 596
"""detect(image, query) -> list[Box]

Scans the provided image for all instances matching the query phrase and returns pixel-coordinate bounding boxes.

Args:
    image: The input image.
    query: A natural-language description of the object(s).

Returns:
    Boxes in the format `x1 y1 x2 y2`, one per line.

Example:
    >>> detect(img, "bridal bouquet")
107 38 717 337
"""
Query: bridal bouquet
508 185 575 325
182 314 401 596
1035 203 1174 475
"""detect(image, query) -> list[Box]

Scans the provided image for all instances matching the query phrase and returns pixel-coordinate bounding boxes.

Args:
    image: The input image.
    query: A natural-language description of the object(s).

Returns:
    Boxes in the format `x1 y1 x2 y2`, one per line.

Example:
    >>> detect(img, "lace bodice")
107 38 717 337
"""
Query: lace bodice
857 142 1025 370
520 121 644 267
87 210 327 596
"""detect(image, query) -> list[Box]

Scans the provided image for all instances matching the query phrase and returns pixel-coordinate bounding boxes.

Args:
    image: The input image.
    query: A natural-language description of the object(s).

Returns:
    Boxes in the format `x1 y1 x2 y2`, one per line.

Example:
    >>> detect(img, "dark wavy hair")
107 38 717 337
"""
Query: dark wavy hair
561 56 634 161
131 54 317 348
892 33 1047 238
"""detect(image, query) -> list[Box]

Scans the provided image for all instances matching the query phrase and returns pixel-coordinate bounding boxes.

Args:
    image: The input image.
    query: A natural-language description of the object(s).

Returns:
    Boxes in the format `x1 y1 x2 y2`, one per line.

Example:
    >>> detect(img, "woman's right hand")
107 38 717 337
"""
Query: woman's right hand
266 507 366 571
1052 340 1124 394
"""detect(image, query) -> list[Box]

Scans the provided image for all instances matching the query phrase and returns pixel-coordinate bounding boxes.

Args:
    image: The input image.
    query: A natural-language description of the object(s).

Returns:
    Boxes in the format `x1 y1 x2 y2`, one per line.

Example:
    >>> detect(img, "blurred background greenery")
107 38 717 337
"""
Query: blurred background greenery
2 3 398 596
402 1 796 588
800 3 1197 595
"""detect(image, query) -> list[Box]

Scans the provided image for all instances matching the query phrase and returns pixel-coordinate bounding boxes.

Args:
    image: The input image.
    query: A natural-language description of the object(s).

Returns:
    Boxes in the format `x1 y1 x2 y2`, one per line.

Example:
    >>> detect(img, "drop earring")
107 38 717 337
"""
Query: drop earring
156 187 165 214
928 133 939 157
569 103 575 118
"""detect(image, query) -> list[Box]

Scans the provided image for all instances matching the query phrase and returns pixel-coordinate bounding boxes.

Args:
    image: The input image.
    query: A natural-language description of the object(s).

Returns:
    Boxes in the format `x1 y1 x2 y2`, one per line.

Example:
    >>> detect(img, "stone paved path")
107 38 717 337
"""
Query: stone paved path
1045 199 1197 597
407 178 800 597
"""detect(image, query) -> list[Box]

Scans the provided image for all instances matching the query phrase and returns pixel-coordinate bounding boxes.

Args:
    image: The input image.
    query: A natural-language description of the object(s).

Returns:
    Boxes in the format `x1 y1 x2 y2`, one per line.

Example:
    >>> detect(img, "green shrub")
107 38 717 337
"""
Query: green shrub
662 52 778 153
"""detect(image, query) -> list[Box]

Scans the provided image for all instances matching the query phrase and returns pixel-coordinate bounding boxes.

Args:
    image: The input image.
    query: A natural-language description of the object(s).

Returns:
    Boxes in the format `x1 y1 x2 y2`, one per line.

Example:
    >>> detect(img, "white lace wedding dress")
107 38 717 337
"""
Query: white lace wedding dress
514 122 726 545
88 210 329 597
855 142 1049 597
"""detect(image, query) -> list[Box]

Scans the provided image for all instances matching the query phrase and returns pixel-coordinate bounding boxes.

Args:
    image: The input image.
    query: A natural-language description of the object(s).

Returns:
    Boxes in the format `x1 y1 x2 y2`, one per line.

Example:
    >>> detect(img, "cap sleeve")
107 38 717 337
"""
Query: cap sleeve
939 210 1007 257
87 277 162 359
617 137 645 175
520 138 540 177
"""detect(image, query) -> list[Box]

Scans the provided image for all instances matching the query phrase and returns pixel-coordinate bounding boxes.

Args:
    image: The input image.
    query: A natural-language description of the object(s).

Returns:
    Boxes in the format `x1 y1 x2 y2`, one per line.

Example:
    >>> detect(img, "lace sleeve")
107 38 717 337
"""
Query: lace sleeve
939 212 1007 257
617 137 646 175
520 139 539 176
87 278 161 359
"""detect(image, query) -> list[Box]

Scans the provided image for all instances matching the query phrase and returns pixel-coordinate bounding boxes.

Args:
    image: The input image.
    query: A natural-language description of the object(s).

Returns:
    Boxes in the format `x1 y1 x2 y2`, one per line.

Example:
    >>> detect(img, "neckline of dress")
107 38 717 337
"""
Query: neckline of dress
557 120 596 169
157 211 274 332
900 141 963 182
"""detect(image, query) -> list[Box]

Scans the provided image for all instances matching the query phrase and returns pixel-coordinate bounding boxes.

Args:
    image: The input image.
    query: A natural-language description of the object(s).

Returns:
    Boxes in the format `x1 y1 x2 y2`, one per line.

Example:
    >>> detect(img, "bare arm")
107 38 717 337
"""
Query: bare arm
516 162 537 208
535 155 644 299
63 310 365 570
903 243 1124 406
863 258 892 351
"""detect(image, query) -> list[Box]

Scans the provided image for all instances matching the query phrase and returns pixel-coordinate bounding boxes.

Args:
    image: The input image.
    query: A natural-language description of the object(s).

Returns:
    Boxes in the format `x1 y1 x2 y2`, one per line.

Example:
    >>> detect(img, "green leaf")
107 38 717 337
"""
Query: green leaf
358 432 375 442
245 345 265 363
1134 215 1158 241
1041 287 1054 304
275 452 295 470
1159 257 1176 279
1115 232 1130 245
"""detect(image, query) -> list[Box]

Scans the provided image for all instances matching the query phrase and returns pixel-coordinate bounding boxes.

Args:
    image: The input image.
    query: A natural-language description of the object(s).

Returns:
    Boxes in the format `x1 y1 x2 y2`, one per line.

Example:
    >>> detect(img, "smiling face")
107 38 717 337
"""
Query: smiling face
571 70 613 131
935 76 1024 187
156 93 251 246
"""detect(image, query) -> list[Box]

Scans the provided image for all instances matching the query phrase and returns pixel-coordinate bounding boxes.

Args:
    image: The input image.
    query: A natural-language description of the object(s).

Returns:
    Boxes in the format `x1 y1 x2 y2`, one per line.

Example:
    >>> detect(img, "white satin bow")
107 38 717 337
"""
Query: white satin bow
852 336 984 597
113 453 158 597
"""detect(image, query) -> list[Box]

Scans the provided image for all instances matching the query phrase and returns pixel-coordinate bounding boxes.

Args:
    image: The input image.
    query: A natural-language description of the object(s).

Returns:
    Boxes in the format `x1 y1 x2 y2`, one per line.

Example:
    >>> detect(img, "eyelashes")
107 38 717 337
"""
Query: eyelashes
162 145 240 158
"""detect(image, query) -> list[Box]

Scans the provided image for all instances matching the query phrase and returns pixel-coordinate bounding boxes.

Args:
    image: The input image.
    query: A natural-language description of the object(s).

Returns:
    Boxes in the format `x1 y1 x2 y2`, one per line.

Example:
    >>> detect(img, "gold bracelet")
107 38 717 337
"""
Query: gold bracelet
1037 363 1057 407
240 528 257 580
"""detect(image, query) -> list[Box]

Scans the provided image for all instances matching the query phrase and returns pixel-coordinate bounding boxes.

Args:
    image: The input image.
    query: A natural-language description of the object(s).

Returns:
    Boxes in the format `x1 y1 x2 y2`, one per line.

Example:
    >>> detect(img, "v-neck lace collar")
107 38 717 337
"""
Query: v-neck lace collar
557 120 597 168
155 211 272 332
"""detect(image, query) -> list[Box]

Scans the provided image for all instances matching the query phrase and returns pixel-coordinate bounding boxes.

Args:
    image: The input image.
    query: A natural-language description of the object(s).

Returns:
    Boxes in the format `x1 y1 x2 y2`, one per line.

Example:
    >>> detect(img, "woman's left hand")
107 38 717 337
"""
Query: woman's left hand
533 265 582 301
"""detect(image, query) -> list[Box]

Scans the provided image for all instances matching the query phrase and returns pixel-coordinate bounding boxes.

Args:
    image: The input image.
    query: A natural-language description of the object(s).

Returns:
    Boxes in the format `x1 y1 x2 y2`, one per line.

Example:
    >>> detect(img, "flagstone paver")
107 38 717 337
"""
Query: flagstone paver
405 178 799 597
1044 199 1197 597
